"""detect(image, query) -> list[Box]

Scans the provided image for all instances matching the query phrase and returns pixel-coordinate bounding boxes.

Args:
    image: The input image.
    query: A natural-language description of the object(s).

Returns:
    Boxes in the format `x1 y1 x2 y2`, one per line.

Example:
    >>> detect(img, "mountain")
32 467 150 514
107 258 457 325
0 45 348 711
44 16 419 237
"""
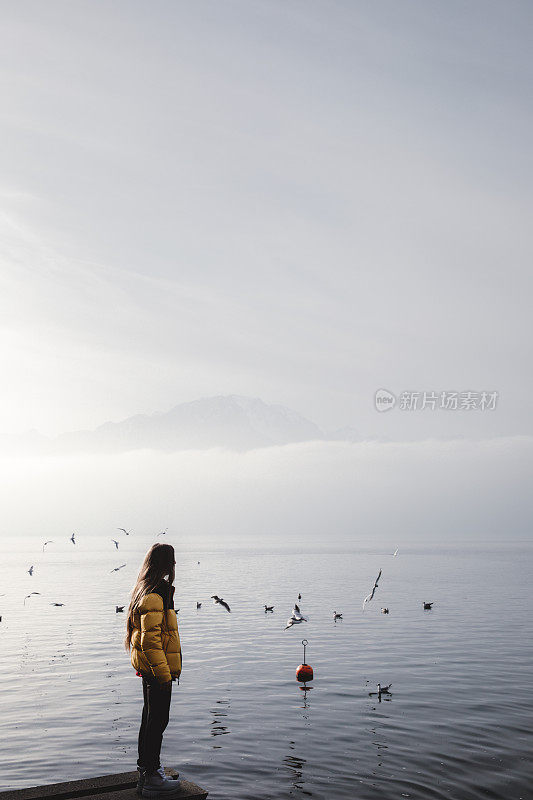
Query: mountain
1 396 327 454
328 426 361 442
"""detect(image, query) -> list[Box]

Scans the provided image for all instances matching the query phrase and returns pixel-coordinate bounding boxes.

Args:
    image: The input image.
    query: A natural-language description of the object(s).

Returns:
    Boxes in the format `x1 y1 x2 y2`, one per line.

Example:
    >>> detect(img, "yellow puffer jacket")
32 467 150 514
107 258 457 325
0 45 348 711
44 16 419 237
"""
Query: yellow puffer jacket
130 587 182 684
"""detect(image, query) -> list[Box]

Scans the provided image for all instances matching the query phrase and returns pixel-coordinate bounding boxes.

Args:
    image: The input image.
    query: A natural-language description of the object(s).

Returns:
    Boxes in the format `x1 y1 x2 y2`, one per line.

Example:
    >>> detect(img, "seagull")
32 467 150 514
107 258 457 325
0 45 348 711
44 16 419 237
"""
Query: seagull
211 595 231 612
363 569 382 610
423 602 434 610
264 605 274 612
285 615 307 630
24 592 40 605
111 539 120 549
157 528 168 537
285 602 308 629
42 540 54 552
298 593 302 601
381 608 390 614
50 602 64 607
333 611 343 620
110 564 127 573
196 601 202 609
70 532 76 545
115 605 125 613
369 683 392 696
27 565 34 576
117 528 131 535
392 548 399 557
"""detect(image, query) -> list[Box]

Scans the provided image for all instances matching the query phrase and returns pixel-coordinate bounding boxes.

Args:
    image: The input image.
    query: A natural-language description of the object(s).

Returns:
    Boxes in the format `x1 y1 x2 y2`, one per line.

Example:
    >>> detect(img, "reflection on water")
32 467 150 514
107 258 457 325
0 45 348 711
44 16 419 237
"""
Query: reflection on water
210 698 230 747
299 684 312 711
370 725 389 770
283 742 312 797
368 692 392 704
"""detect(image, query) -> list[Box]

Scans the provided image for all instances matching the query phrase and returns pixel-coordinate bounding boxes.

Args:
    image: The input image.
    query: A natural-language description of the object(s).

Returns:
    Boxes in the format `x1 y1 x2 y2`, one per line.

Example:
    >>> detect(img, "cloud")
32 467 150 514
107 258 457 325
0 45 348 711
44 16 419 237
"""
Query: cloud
0 437 530 547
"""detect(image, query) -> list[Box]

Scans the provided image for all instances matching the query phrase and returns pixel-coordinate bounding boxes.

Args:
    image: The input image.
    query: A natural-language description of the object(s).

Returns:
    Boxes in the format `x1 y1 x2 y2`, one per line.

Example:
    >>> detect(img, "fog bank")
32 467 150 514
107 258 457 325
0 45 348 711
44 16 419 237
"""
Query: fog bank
0 437 530 549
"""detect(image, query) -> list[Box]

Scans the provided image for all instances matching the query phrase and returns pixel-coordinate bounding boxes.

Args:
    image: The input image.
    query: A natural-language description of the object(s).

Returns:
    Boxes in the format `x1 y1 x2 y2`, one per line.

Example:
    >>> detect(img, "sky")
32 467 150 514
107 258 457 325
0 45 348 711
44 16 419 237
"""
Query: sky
0 0 532 440
1 437 531 547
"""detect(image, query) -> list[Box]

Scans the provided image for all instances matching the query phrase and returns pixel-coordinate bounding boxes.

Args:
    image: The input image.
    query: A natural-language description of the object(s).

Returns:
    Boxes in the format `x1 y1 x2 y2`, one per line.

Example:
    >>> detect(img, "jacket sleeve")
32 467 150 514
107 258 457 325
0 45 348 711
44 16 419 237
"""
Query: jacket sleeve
138 593 171 683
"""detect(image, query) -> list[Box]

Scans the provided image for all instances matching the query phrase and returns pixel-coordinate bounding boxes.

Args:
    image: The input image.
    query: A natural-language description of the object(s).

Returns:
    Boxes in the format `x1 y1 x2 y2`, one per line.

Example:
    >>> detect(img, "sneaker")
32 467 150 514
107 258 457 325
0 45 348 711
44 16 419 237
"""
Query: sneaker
137 766 180 794
157 767 179 780
142 770 181 798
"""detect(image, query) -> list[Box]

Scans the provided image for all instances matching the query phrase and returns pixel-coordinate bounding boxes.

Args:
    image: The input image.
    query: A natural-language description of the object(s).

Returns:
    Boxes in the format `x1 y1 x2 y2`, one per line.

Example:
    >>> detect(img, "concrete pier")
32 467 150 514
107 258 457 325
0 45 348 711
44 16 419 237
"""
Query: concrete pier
0 770 208 800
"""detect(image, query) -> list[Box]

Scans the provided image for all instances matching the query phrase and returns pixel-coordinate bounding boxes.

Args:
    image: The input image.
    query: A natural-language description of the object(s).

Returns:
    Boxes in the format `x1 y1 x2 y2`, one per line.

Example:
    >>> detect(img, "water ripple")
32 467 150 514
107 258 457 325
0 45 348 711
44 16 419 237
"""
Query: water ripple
0 544 532 799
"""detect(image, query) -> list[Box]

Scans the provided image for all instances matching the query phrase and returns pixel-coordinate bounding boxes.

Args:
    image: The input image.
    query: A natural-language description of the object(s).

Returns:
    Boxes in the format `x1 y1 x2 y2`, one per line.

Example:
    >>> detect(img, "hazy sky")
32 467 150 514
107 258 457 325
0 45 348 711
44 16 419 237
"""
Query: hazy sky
1 437 531 546
1 1 532 438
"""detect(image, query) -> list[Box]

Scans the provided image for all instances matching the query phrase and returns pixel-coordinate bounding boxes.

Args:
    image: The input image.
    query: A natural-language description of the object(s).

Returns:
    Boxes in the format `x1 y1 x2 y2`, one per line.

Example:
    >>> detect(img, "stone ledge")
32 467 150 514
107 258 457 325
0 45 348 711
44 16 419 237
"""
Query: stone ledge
0 771 208 800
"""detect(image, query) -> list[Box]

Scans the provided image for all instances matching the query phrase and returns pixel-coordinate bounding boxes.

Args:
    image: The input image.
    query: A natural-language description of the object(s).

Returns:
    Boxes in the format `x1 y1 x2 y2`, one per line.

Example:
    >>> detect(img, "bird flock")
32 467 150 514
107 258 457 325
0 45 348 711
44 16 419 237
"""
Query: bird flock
13 538 437 624
12 528 134 612
203 545 436 699
6 536 437 698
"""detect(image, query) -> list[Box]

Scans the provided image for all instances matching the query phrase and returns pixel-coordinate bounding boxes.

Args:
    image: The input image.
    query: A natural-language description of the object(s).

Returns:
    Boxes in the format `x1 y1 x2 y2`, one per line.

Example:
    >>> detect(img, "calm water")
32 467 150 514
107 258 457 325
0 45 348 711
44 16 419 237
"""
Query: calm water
0 536 531 800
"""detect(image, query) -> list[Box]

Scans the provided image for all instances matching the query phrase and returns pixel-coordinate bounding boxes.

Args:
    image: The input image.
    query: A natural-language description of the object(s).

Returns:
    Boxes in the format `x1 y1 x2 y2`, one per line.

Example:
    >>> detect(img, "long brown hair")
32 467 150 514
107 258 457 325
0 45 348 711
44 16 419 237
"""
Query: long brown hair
124 543 175 650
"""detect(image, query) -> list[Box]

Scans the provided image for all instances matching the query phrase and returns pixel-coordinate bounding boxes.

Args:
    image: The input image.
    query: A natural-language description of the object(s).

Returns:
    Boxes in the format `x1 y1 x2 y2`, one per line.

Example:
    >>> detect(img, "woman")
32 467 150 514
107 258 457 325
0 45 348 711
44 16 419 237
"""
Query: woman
125 543 182 798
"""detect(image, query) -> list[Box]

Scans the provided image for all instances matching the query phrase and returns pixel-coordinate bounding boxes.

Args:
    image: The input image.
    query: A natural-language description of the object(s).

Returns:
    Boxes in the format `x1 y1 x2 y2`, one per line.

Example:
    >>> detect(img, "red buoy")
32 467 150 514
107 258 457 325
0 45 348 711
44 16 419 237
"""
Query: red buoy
296 663 313 682
296 639 313 683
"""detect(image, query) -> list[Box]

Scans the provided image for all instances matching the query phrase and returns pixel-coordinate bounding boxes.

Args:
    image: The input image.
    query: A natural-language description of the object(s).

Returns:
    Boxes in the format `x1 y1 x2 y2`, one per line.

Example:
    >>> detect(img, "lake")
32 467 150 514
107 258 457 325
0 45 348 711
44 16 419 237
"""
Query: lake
0 536 531 800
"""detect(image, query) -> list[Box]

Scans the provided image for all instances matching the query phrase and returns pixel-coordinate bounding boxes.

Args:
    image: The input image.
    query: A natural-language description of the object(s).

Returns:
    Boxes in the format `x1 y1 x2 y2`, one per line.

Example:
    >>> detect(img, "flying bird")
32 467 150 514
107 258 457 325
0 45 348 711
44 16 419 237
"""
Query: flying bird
50 603 64 607
423 602 434 610
264 605 274 612
27 566 34 576
392 548 399 557
117 528 131 535
196 601 202 609
157 528 168 537
110 564 127 573
381 608 390 614
285 602 308 630
285 614 307 630
111 539 120 549
298 593 302 601
24 592 40 605
70 533 76 545
211 595 231 612
115 605 125 613
42 540 54 552
333 611 343 620
363 569 382 610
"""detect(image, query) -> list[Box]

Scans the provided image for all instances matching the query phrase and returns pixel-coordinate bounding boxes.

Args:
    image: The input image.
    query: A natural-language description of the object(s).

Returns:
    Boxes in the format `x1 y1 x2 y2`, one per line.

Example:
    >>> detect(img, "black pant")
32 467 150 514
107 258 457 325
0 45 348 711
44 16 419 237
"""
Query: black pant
137 676 172 774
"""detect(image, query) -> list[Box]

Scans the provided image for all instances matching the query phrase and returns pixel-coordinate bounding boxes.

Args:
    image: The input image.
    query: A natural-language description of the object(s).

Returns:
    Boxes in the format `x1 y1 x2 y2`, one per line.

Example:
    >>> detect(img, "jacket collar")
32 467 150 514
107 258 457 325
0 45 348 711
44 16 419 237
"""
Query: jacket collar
154 579 175 610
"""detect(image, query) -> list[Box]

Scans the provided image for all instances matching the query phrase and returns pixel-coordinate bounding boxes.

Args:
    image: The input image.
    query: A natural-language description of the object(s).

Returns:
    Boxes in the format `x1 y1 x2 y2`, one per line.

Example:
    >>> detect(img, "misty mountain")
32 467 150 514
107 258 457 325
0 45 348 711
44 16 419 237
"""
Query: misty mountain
0 395 328 454
328 426 361 443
